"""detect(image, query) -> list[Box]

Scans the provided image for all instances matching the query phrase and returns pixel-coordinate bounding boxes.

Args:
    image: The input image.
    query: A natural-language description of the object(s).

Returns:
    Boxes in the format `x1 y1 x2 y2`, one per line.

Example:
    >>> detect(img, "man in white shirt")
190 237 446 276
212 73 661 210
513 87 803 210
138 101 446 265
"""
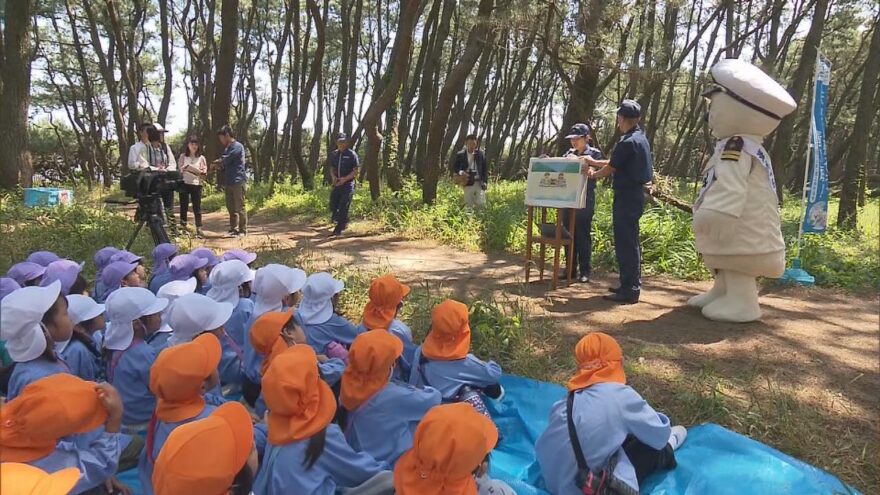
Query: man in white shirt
453 134 488 209
128 123 153 171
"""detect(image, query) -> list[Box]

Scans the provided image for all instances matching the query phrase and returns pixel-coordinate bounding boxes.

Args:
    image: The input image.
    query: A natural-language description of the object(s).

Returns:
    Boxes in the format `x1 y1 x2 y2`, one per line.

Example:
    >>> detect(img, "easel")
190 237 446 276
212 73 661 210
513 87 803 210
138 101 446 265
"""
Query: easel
525 205 576 290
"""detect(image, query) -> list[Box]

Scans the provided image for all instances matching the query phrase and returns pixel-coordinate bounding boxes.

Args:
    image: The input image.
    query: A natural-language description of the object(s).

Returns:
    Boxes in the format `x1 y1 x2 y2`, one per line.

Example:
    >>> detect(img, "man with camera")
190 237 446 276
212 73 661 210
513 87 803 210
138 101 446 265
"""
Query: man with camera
454 134 488 209
213 125 248 237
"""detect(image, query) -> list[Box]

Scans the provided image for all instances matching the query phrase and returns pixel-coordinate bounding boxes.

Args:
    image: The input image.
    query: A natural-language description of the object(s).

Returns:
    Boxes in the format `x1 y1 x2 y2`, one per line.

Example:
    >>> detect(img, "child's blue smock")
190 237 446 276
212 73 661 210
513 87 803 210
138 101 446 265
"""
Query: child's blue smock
107 339 159 426
30 430 122 494
344 381 441 466
535 382 673 494
137 404 216 495
253 424 389 495
58 339 99 382
297 312 363 354
226 298 255 348
355 319 416 381
6 355 69 400
218 330 244 389
408 346 502 400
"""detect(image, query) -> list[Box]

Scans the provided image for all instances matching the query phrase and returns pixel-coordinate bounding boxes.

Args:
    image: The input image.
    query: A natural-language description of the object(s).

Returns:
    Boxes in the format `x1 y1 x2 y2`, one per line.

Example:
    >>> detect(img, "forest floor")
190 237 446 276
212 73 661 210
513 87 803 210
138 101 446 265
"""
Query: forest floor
199 208 879 493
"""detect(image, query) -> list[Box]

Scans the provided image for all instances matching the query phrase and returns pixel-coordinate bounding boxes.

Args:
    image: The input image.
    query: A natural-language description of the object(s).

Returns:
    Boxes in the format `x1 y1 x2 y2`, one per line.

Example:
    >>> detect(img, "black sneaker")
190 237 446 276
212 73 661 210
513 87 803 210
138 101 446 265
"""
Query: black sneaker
603 292 639 304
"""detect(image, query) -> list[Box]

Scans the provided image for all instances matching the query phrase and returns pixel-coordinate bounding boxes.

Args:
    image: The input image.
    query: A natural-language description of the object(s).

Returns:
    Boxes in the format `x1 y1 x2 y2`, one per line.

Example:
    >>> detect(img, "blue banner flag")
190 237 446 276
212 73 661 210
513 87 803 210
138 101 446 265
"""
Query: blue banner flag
802 54 831 233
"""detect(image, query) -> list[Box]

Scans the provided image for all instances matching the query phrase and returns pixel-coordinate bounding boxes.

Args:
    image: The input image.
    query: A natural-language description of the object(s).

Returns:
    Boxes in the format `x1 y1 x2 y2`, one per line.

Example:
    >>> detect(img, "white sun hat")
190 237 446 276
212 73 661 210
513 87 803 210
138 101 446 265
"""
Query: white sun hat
104 287 169 351
156 277 198 333
66 294 106 326
298 272 345 325
206 260 256 307
252 264 307 316
167 293 233 346
0 281 61 362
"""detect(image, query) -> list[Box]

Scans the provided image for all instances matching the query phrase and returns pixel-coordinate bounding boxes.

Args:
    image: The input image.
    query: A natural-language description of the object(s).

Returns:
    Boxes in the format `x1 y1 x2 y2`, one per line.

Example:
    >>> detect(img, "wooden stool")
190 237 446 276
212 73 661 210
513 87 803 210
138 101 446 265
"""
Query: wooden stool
525 205 575 290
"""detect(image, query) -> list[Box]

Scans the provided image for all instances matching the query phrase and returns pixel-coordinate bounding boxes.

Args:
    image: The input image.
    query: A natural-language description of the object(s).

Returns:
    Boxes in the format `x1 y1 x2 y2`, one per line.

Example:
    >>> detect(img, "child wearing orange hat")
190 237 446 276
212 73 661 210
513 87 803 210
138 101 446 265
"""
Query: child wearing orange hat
0 463 80 495
408 300 503 403
137 333 225 495
393 402 513 495
356 274 417 381
248 310 346 419
536 333 687 495
0 374 126 494
152 402 258 495
340 330 441 466
253 345 391 494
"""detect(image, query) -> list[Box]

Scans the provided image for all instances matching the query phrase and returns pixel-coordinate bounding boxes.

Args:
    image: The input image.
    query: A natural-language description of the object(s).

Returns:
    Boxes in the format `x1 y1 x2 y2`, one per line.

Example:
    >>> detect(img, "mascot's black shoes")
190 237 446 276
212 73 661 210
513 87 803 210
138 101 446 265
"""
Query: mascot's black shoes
604 292 639 304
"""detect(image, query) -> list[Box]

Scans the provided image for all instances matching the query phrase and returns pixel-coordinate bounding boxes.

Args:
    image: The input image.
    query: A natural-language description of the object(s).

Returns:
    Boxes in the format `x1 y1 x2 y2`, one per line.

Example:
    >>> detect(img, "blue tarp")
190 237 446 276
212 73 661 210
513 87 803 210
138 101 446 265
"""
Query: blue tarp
119 375 858 494
487 375 859 495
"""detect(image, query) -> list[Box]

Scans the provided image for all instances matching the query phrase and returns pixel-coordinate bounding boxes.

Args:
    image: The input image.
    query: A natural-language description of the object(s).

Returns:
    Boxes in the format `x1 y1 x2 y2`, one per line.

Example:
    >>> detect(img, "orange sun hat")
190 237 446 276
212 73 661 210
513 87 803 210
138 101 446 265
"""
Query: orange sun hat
362 274 411 330
0 463 81 495
421 299 471 361
393 403 498 495
152 402 254 495
0 374 108 462
262 345 336 444
340 330 404 411
566 332 626 392
149 333 222 422
249 310 293 376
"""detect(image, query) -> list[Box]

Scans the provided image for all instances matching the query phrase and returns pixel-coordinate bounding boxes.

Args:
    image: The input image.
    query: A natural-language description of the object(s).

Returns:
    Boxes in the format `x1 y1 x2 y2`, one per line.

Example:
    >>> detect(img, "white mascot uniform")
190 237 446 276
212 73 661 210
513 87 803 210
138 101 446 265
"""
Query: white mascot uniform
689 59 796 322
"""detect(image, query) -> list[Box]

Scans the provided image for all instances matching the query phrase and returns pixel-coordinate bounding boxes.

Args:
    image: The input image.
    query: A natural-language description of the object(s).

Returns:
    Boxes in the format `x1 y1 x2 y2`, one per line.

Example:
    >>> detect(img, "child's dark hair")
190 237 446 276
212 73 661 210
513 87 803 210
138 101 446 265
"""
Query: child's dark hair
42 294 67 327
303 428 327 470
68 274 88 296
229 462 254 495
79 314 103 333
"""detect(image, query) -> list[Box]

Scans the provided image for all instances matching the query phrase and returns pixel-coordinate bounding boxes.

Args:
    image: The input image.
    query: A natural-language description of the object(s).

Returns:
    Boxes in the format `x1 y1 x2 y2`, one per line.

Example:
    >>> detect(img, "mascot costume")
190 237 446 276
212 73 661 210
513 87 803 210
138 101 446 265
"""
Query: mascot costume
689 59 796 323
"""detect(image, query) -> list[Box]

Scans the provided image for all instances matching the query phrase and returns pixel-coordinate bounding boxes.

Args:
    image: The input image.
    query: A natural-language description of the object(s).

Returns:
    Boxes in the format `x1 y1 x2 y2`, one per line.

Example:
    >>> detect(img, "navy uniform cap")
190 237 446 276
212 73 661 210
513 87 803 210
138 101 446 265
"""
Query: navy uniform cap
335 132 348 141
617 99 641 118
564 123 592 139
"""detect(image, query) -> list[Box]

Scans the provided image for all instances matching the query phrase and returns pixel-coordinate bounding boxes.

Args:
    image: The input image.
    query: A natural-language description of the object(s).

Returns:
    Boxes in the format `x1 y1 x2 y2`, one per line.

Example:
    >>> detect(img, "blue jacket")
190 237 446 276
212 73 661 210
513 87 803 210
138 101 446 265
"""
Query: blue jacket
344 381 441 466
58 338 100 382
296 312 363 355
137 404 216 495
30 430 122 494
220 140 247 185
536 382 672 494
226 297 255 348
218 330 244 390
408 346 502 400
253 424 389 495
610 126 653 190
326 149 360 190
453 148 488 186
355 320 416 381
107 339 158 426
7 355 69 400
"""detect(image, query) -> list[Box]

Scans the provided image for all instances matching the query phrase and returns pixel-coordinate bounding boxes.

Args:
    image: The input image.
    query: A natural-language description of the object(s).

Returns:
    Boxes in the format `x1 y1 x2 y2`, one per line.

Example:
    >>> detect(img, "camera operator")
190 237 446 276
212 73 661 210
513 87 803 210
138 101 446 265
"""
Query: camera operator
128 122 154 171
453 134 488 210
146 125 178 224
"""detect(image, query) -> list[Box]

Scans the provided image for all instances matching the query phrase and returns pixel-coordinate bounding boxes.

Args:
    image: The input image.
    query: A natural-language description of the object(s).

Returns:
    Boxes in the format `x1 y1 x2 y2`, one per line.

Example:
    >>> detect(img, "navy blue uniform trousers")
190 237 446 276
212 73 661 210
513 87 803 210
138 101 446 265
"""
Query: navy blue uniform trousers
612 187 645 294
563 187 596 277
330 185 354 232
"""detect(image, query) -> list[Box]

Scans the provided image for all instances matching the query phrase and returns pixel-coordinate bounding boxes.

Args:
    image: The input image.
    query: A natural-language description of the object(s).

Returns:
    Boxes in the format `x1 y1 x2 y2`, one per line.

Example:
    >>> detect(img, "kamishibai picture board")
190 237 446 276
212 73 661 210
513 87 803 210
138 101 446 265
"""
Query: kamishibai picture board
525 157 587 209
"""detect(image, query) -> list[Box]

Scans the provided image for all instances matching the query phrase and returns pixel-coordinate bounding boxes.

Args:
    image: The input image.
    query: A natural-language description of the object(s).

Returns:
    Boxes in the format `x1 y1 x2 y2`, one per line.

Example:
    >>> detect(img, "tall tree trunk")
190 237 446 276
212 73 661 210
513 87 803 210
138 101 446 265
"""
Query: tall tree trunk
770 0 829 198
259 0 295 174
291 0 327 190
157 0 173 125
422 0 495 204
0 0 33 189
837 19 880 229
359 0 423 201
210 0 240 164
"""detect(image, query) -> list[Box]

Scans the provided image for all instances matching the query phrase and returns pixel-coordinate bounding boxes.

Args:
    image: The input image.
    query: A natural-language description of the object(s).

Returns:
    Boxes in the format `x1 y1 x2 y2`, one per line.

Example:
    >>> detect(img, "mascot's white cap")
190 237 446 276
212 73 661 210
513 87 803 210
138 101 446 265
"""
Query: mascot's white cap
706 59 796 121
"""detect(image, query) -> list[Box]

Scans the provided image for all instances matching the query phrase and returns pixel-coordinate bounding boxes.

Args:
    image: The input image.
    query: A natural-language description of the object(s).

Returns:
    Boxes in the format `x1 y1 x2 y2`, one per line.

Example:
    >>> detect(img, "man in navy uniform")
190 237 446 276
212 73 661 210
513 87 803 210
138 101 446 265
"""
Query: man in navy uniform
327 132 360 237
585 100 653 304
560 123 604 283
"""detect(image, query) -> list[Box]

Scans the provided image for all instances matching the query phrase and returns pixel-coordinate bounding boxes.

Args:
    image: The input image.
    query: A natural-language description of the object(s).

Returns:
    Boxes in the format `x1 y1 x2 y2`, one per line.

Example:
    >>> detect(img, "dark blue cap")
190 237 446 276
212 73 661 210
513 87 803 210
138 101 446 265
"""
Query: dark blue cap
335 132 348 141
617 99 641 118
564 123 592 139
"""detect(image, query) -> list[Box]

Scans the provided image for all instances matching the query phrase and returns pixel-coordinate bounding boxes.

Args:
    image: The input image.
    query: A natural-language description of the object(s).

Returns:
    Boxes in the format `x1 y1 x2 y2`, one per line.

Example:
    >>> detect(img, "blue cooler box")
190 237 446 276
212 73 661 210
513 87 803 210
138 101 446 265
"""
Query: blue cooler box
23 187 74 207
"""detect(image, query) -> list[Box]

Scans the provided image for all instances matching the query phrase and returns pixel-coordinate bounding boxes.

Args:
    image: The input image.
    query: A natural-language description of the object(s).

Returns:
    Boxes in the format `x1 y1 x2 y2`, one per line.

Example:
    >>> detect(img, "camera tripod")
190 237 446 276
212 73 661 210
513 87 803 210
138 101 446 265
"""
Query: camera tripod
106 193 170 250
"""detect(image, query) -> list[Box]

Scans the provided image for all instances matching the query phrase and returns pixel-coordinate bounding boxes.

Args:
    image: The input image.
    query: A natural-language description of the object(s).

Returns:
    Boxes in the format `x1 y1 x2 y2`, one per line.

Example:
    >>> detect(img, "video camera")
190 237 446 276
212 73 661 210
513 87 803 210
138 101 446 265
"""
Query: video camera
121 170 183 199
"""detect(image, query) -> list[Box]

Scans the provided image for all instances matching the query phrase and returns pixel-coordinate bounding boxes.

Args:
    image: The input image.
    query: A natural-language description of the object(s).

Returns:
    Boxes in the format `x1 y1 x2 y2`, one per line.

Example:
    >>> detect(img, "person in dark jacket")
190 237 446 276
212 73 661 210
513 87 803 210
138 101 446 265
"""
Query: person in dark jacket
327 133 360 237
214 125 248 237
453 134 488 209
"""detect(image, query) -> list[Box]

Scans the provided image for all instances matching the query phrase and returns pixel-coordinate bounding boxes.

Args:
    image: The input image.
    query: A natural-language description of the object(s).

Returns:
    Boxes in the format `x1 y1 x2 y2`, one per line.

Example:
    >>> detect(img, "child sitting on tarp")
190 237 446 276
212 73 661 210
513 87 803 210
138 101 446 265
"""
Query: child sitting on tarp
408 299 502 413
357 274 417 381
536 332 687 495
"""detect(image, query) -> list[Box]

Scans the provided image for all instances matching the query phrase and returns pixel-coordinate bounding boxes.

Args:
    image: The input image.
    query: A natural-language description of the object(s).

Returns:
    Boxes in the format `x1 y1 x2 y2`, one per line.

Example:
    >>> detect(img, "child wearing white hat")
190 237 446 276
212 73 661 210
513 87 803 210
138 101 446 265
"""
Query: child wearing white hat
240 264 306 406
295 272 363 355
0 281 73 400
152 278 198 351
104 287 168 428
206 260 255 392
59 294 106 381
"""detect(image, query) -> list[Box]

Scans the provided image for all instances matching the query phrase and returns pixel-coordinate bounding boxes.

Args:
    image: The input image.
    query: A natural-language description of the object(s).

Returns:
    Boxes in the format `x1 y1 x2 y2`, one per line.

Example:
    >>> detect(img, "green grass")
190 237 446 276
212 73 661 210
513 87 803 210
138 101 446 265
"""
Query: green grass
202 179 880 291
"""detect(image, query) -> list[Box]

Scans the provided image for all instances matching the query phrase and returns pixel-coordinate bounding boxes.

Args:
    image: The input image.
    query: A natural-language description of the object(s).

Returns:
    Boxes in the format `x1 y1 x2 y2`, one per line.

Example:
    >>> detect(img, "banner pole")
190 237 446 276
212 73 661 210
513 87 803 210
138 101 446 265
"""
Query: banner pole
793 54 820 262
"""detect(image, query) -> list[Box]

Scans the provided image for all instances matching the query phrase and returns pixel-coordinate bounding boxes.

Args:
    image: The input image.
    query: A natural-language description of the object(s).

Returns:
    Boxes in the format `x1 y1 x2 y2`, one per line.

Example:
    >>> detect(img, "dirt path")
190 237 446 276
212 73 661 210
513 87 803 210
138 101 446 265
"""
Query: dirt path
197 208 879 490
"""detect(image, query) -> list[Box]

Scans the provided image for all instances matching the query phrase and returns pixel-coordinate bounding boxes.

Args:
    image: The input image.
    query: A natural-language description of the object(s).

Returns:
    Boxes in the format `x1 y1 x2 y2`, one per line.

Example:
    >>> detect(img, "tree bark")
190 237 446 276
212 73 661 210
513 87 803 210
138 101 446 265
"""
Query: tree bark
157 0 174 125
358 0 423 200
422 0 495 204
209 0 240 164
0 0 34 189
837 19 879 229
